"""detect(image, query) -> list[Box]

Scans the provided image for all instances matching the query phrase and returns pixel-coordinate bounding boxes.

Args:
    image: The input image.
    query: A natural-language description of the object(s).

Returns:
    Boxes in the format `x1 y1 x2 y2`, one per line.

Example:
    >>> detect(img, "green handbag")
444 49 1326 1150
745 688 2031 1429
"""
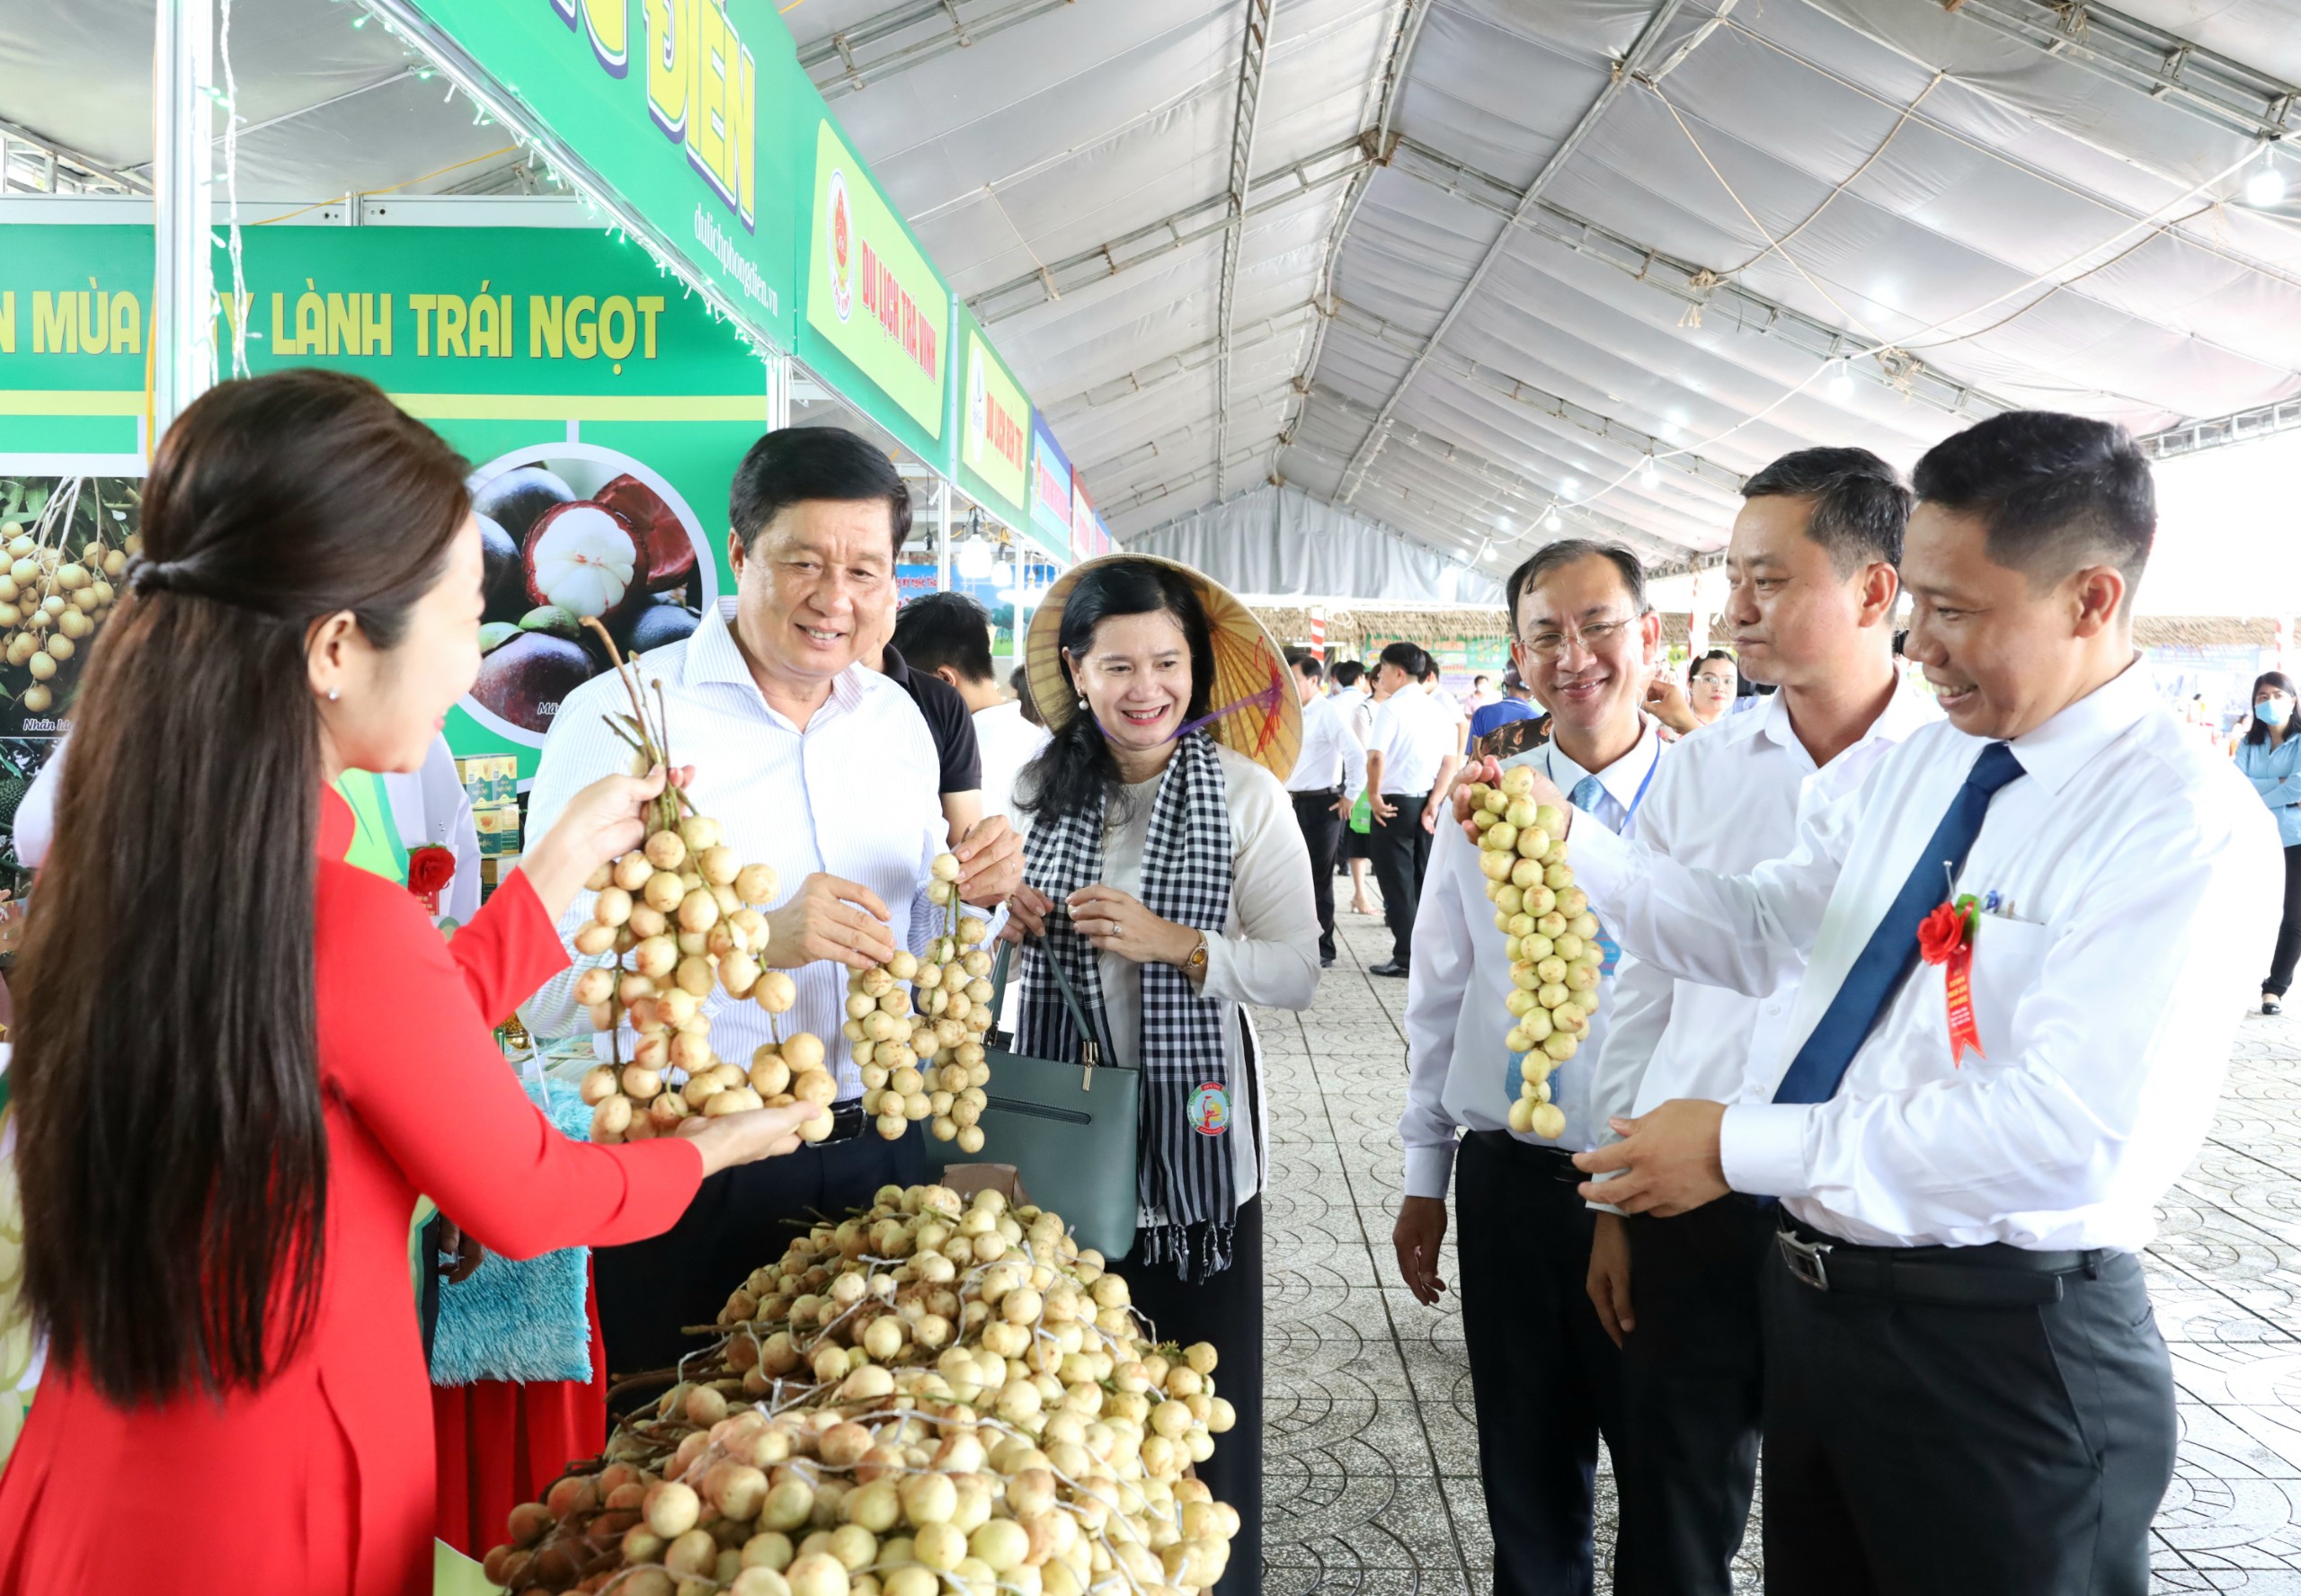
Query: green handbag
963 941 1142 1261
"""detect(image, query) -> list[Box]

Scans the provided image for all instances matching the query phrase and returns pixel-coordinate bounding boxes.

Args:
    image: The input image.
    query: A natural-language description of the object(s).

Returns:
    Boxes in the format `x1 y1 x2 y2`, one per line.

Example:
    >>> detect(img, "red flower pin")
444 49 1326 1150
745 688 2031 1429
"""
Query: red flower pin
1917 897 1976 966
1917 893 1985 1063
407 844 457 915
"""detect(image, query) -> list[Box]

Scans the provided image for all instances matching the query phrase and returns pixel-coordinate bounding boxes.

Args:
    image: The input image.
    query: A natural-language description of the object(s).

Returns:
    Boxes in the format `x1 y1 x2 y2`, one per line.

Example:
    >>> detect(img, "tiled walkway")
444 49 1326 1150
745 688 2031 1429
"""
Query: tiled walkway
1257 911 2301 1594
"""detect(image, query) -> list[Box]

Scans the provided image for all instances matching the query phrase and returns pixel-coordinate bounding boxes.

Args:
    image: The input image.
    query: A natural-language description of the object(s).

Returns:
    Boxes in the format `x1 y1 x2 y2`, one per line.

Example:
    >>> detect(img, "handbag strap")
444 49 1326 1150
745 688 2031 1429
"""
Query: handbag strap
991 939 1102 1068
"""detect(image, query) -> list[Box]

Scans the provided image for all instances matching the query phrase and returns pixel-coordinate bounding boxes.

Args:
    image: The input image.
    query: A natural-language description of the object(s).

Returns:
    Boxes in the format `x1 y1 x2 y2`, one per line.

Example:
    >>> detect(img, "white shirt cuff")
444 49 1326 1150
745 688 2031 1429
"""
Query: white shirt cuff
1719 1103 1812 1198
1403 1139 1458 1201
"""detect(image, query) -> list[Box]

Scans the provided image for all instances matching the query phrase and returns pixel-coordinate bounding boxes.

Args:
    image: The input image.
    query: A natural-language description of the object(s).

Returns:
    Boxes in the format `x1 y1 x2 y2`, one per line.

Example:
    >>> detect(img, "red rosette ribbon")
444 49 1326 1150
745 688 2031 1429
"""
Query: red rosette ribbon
407 844 457 916
1916 894 1984 1064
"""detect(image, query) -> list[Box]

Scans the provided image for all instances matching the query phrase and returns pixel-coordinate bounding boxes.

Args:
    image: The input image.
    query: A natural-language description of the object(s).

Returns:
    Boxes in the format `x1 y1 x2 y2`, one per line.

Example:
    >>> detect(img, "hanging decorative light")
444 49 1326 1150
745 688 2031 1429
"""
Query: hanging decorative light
2247 145 2287 207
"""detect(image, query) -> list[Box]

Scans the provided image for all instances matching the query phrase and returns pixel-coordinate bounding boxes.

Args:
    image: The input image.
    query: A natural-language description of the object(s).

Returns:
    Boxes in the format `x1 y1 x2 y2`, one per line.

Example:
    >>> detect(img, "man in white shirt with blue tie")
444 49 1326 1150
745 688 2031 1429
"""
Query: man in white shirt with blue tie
1532 412 2280 1594
1284 648 1367 969
1394 538 1665 1595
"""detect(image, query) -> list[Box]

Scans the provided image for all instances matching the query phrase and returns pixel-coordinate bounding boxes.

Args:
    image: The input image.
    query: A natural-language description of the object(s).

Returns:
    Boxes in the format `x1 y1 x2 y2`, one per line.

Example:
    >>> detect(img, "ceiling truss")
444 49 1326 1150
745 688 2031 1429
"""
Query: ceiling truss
1213 0 1276 500
800 0 1085 101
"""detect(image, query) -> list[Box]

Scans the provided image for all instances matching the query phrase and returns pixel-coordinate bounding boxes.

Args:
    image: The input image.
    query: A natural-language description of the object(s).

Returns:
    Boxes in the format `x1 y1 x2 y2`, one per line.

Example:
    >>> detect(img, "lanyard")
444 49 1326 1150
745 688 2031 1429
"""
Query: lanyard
1544 733 1662 834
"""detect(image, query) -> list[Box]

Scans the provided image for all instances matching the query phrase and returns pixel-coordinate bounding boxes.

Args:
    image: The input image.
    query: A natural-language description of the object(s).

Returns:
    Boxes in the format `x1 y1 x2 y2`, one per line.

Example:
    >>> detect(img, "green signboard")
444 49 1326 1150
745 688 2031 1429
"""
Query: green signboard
800 115 951 466
955 307 1028 528
0 221 769 775
375 0 804 349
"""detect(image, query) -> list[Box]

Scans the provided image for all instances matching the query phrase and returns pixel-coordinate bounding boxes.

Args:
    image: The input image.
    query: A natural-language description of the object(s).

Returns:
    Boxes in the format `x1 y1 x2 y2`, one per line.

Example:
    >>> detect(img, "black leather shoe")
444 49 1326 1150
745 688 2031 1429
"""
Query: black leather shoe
1320 955 1337 969
2266 998 2283 1015
1369 961 1410 978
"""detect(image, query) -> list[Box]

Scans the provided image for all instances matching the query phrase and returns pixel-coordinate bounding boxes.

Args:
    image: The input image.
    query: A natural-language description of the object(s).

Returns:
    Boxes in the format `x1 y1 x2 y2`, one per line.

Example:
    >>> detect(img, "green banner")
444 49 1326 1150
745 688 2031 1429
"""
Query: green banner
955 307 1027 528
379 0 804 349
0 221 769 777
800 116 950 464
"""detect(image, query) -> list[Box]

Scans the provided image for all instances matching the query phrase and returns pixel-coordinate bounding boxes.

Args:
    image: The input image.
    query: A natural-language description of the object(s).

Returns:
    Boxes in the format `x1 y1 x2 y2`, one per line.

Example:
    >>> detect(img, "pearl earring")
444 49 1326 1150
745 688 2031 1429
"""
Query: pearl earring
327 687 341 702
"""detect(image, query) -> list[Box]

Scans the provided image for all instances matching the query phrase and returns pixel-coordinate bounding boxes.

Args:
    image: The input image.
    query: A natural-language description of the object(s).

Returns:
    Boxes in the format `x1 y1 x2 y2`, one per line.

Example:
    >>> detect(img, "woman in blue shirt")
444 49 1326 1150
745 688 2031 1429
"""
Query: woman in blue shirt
2238 669 2301 1013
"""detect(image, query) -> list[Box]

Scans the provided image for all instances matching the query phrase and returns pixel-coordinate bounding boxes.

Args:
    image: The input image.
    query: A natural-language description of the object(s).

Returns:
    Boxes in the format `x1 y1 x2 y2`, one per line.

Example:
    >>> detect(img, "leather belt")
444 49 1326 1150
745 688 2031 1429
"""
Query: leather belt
818 1098 868 1146
1466 1129 1586 1184
1775 1217 2112 1306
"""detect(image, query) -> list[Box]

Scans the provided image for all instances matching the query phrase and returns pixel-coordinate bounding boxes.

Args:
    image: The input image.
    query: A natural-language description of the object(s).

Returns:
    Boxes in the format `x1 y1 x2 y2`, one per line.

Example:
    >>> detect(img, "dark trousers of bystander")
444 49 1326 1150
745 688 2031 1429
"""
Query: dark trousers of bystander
1612 1197 1776 1596
594 1121 928 1393
1366 794 1432 968
1291 789 1346 962
1455 1131 1625 1596
1126 1197 1264 1596
1762 1238 2175 1596
2267 842 2301 997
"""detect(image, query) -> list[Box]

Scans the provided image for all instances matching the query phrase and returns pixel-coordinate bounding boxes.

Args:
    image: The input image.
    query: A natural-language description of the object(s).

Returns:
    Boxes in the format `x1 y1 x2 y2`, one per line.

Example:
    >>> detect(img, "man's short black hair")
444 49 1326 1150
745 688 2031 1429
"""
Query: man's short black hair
729 425 912 554
1285 647 1324 681
1010 664 1044 728
1505 538 1648 637
1417 655 1441 683
1912 411 2154 597
1743 447 1910 575
892 590 995 684
1378 641 1426 678
1330 660 1364 689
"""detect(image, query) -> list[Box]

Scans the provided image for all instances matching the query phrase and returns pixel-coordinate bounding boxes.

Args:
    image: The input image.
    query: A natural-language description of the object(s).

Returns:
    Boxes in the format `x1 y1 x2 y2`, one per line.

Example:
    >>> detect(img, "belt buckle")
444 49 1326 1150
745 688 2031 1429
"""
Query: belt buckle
1778 1229 1832 1291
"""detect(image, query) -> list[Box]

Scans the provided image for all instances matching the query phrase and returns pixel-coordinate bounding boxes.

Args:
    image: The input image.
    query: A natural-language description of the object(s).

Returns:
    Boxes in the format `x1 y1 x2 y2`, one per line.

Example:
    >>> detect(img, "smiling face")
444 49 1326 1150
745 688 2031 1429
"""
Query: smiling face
1512 552 1658 747
1900 502 2129 739
1066 608 1194 761
1689 657 1737 721
1720 492 1898 694
728 498 895 690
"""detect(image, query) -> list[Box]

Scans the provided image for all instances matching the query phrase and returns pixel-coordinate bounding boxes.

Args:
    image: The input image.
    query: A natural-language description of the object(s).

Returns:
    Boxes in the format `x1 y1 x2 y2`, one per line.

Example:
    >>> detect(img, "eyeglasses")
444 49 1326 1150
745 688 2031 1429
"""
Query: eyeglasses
1519 615 1639 660
1692 671 1736 688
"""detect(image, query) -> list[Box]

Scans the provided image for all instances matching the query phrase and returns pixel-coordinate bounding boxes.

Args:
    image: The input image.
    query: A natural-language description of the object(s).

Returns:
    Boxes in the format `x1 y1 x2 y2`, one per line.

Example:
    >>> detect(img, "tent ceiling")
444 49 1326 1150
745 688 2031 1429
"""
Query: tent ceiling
7 0 2301 579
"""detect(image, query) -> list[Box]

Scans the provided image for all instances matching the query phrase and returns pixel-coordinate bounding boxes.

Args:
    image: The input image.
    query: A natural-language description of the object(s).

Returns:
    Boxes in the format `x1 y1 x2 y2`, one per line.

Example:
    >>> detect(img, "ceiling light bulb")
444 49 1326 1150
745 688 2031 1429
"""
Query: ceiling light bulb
1544 508 1564 533
956 538 995 581
2248 161 2287 207
1640 456 1657 487
1828 358 1855 396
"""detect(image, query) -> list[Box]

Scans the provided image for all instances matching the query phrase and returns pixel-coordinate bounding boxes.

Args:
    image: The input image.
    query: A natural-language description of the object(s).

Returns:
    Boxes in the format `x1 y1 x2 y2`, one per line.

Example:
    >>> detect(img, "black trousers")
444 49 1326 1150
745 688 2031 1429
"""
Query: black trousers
594 1121 928 1387
1291 789 1346 961
1614 1199 1775 1596
1762 1239 2175 1596
2269 842 2301 996
1456 1132 1626 1596
1126 1197 1263 1596
1366 792 1432 966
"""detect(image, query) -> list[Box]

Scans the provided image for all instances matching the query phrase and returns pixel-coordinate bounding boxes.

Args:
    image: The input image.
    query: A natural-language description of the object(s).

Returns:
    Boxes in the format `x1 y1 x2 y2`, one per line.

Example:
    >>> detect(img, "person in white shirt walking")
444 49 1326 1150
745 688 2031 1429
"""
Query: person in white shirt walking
1527 412 2281 1595
1330 661 1380 916
1284 648 1367 969
1393 539 1666 1595
892 590 1049 826
1579 449 1935 1596
1360 643 1462 977
523 427 1023 1379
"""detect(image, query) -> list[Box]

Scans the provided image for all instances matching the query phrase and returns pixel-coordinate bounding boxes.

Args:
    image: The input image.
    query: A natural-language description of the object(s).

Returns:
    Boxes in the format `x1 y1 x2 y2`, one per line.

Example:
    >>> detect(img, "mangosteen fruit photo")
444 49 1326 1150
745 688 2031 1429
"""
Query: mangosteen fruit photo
476 513 527 625
471 631 594 736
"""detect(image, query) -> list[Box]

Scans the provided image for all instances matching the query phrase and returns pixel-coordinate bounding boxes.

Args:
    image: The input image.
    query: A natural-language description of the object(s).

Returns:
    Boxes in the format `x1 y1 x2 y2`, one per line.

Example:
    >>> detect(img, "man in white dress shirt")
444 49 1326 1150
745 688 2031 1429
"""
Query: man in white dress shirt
1394 539 1665 1595
892 590 1048 826
1284 649 1366 970
524 427 1022 1379
1533 413 2282 1593
1360 643 1461 977
1580 450 1935 1596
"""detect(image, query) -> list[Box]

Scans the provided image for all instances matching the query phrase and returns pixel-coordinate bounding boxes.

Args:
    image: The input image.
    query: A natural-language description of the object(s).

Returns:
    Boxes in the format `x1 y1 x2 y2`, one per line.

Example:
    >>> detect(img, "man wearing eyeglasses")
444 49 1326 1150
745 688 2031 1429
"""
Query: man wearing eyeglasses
1393 539 1666 1594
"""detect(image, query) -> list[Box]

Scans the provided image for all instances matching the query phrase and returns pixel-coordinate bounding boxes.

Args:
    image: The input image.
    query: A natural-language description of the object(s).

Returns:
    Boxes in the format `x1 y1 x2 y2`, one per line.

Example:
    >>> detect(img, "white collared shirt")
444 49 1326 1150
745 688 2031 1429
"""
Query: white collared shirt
522 599 951 1101
1399 718 1666 1194
1590 678 1940 1139
1287 691 1369 795
1568 661 2283 1252
973 699 1051 826
1368 683 1457 796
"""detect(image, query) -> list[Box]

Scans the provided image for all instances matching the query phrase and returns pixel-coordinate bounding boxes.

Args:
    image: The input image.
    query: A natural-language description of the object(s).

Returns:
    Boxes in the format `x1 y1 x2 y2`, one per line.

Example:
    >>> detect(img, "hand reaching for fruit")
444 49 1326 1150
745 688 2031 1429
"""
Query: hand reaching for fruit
1453 754 1573 844
761 873 899 972
520 763 692 920
950 813 1025 908
675 1099 826 1175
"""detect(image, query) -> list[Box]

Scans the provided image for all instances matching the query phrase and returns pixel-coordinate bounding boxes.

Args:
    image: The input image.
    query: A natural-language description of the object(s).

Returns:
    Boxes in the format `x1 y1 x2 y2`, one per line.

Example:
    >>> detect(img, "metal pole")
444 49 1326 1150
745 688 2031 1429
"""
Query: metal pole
152 0 216 442
937 481 953 592
764 351 791 431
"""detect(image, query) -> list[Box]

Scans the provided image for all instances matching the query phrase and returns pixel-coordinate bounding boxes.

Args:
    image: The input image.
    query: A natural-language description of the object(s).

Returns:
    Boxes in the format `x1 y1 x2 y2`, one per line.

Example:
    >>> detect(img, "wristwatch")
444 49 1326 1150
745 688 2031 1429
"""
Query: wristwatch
1183 934 1210 976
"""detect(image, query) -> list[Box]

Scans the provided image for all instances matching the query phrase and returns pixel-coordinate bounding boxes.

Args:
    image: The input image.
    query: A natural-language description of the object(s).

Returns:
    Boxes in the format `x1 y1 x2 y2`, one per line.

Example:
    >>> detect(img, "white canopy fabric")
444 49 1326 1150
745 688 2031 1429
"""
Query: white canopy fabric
1124 483 1505 604
6 0 2301 593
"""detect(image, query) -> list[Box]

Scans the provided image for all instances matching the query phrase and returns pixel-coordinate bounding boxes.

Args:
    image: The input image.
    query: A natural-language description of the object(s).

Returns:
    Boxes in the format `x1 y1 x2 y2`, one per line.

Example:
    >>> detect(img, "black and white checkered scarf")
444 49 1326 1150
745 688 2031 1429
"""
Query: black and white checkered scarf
1017 729 1238 1282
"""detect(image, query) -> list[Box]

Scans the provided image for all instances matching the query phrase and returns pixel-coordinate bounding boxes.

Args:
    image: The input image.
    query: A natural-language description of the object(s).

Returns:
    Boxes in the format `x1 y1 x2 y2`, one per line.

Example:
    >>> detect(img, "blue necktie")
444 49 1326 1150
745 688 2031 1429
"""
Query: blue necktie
1569 775 1606 816
1772 741 2027 1105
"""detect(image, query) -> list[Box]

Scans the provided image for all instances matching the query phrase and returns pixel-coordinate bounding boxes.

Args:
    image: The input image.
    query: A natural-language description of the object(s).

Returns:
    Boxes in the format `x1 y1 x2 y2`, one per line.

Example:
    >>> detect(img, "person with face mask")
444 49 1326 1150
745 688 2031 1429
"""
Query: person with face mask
1472 412 2280 1595
2238 669 2301 1013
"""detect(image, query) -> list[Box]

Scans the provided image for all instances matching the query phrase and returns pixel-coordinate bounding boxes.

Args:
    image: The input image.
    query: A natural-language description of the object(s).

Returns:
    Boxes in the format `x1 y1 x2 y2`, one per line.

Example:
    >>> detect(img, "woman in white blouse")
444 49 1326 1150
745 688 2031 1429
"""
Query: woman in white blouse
1003 555 1317 1596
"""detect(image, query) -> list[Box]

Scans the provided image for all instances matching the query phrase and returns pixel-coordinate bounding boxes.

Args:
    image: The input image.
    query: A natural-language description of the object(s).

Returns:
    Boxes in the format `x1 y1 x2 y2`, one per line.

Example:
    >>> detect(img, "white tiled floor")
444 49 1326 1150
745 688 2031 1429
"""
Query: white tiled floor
1258 909 2301 1593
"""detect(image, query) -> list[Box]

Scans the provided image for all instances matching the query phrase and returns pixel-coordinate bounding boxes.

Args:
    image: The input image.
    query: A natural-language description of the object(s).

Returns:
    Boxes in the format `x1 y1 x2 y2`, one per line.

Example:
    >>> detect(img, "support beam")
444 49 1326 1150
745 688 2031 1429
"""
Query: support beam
153 0 217 439
1042 301 1319 422
1337 0 1693 506
800 0 1084 101
1213 0 1275 499
1328 300 1749 496
1103 444 1274 516
2137 395 2301 461
0 117 149 194
1081 377 1303 477
1388 135 2015 421
1929 0 2297 141
967 134 1376 324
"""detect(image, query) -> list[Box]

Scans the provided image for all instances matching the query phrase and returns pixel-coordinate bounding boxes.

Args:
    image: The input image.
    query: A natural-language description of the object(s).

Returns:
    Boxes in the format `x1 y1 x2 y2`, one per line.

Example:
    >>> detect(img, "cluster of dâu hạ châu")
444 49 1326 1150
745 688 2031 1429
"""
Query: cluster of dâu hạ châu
570 618 836 1143
848 864 999 1149
481 1184 1240 1596
1469 765 1604 1140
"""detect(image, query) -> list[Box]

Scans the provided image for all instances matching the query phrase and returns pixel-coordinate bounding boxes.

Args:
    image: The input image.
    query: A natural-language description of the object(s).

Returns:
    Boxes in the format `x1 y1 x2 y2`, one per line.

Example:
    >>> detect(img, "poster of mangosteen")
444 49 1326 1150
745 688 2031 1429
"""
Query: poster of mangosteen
466 444 718 745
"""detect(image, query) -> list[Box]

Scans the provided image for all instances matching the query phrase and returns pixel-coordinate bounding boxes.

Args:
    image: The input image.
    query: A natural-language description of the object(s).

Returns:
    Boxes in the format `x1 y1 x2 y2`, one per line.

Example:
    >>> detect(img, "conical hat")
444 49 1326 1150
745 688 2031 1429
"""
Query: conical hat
1026 554 1302 782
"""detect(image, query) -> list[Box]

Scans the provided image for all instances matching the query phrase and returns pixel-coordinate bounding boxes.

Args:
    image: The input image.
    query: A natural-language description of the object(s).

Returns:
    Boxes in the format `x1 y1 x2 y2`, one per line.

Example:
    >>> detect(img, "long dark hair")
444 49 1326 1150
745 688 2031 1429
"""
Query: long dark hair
1017 560 1216 820
2246 670 2301 748
15 369 469 1404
